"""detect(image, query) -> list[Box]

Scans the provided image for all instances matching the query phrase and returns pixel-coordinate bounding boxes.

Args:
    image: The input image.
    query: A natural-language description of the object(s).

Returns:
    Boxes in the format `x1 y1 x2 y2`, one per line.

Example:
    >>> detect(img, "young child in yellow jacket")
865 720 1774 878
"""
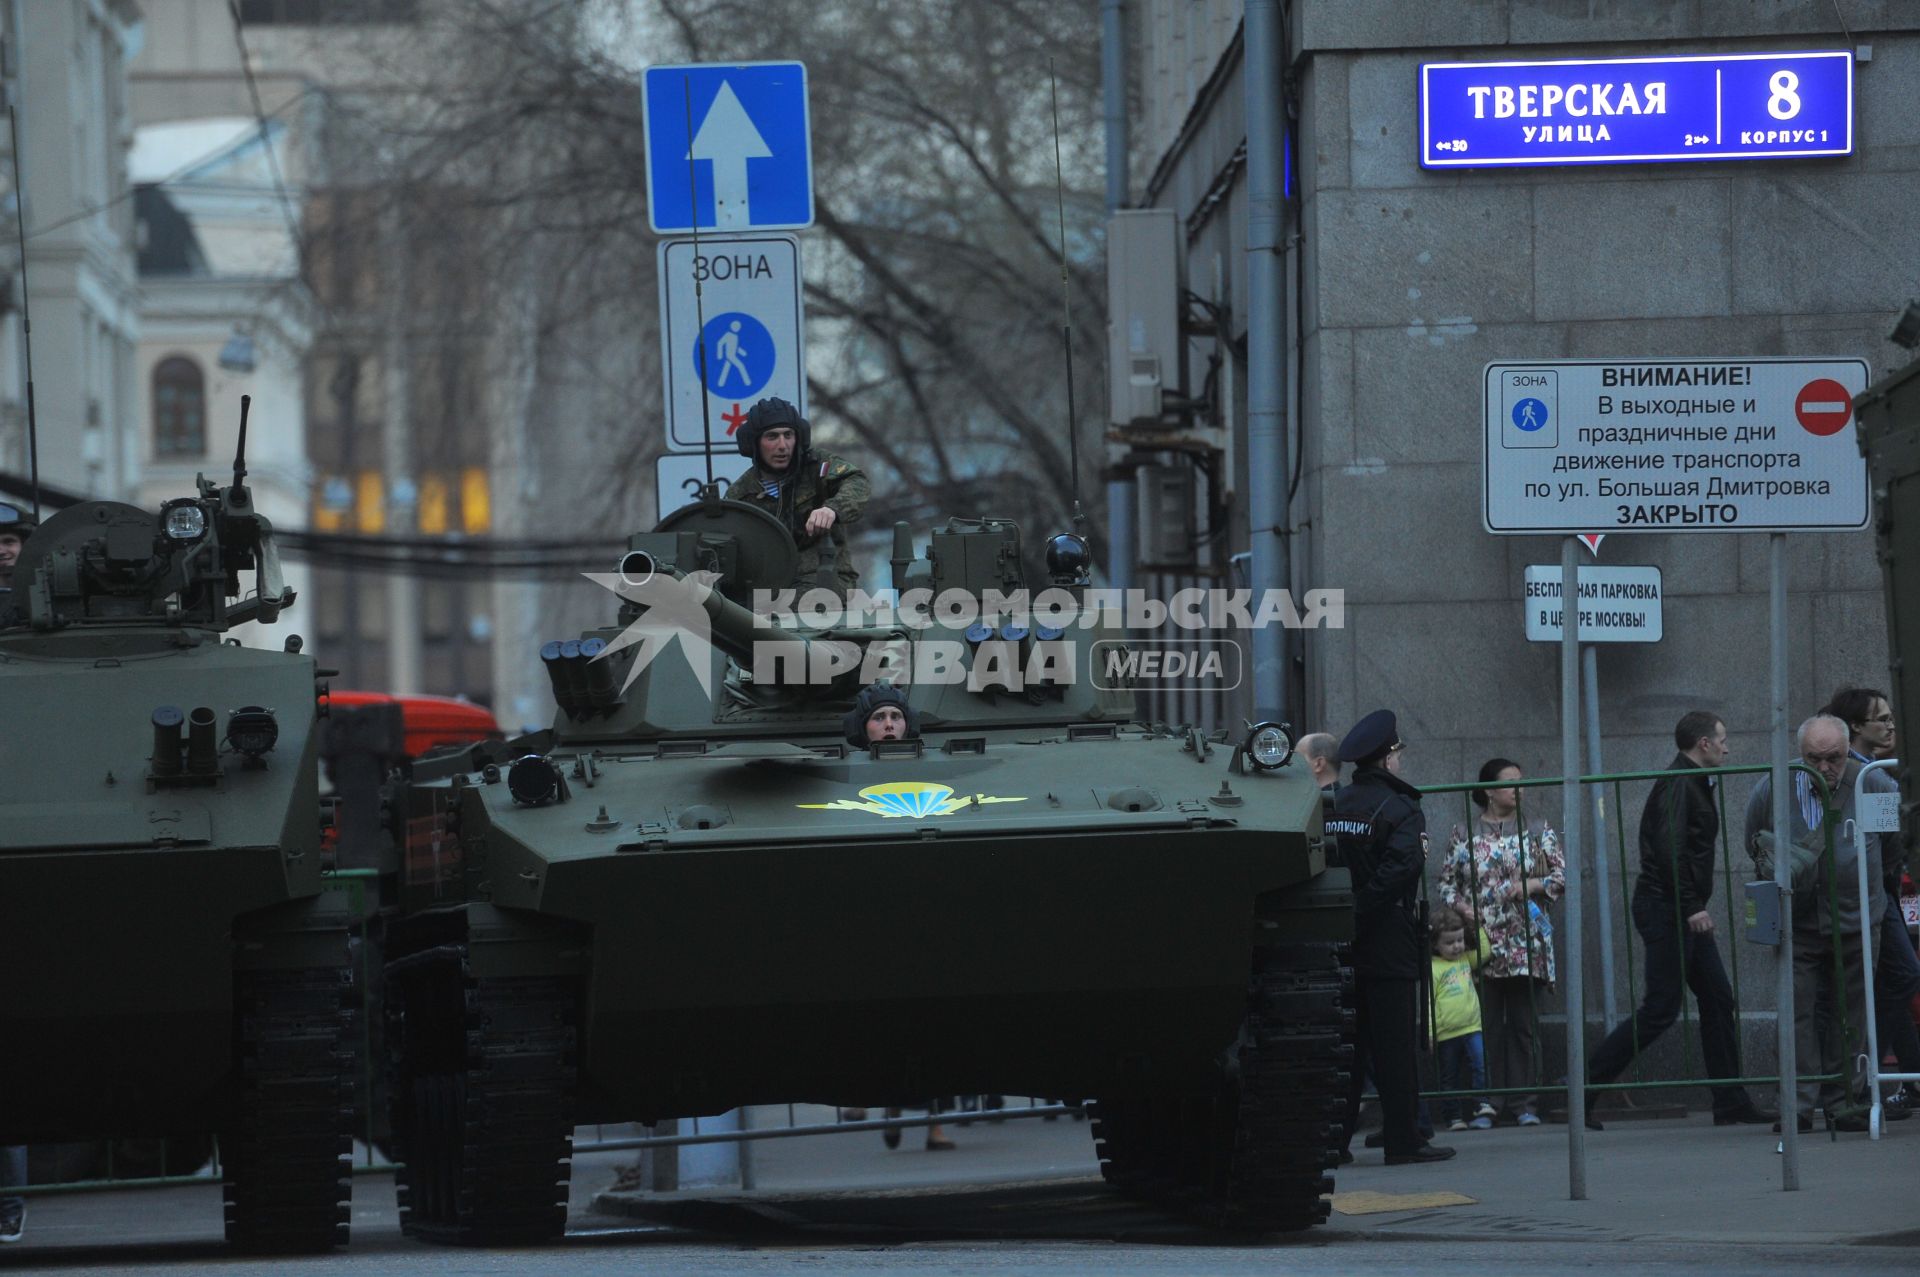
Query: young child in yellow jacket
1430 902 1496 1130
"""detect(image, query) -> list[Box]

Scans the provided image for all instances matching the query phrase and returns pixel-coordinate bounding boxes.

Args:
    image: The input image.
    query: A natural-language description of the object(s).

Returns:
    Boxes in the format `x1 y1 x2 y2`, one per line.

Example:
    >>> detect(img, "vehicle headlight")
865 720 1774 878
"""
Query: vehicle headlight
1246 721 1293 770
163 501 207 541
226 706 279 757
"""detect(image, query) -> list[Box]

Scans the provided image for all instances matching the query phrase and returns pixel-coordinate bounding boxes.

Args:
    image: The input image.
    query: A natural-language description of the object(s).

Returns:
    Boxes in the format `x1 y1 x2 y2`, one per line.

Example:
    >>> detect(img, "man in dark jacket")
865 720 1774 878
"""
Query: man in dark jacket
1584 710 1771 1128
1330 710 1455 1165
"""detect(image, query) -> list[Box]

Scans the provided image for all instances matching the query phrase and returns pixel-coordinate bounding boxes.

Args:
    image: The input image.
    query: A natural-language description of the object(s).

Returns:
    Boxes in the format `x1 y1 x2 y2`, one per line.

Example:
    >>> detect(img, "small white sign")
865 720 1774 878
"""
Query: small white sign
658 234 805 452
1857 791 1902 835
1484 357 1870 533
1524 564 1663 643
654 452 744 523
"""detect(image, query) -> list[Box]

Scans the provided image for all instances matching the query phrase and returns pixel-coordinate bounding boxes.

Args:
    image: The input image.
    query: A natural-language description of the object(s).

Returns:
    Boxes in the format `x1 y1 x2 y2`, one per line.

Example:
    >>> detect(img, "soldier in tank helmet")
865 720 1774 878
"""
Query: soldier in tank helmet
0 501 33 593
726 397 869 593
842 681 918 747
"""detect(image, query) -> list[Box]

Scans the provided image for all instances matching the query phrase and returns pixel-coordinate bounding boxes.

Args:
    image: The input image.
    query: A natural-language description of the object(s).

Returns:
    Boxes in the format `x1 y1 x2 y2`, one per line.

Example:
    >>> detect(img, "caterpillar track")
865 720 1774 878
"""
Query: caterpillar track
389 959 577 1246
1088 941 1353 1232
221 965 357 1253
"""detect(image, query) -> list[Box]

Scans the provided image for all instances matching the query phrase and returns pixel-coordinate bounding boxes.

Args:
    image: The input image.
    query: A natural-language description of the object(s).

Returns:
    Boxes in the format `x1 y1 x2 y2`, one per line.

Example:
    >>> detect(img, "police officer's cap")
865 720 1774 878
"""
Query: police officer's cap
1338 709 1400 764
736 396 812 460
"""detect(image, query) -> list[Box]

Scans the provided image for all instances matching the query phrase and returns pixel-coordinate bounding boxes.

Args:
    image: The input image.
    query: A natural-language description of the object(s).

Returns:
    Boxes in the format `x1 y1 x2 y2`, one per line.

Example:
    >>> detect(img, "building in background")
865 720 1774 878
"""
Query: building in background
1 0 144 503
130 118 315 644
1115 0 1920 1077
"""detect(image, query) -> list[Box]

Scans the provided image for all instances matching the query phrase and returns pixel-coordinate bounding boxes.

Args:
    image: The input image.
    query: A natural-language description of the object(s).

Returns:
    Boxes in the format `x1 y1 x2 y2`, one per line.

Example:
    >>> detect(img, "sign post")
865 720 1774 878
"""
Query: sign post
1484 356 1873 1199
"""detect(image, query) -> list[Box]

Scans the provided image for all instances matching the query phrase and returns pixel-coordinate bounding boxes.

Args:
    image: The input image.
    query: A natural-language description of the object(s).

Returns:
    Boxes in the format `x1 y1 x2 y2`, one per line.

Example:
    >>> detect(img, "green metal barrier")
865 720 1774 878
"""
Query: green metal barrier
1412 763 1851 1116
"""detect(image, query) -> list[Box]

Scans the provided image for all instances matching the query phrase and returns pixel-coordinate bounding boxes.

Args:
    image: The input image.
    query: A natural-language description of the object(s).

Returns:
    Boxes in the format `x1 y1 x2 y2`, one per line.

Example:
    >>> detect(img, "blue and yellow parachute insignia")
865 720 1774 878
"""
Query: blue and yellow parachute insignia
798 781 1027 818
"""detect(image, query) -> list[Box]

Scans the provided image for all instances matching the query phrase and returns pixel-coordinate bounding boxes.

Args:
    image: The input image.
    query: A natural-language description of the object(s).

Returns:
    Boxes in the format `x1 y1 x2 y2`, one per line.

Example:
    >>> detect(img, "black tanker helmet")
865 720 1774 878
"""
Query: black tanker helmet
736 396 811 465
842 681 919 747
0 502 37 538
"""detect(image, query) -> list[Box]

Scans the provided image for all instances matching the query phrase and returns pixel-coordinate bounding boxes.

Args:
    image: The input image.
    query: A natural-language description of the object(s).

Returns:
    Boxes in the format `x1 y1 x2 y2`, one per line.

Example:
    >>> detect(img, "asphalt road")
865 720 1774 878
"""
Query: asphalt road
1 1106 1911 1275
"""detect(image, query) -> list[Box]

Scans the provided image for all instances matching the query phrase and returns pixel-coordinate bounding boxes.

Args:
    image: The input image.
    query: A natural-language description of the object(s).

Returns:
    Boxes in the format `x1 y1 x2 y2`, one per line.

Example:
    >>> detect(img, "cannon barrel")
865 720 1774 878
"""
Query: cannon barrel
623 550 835 674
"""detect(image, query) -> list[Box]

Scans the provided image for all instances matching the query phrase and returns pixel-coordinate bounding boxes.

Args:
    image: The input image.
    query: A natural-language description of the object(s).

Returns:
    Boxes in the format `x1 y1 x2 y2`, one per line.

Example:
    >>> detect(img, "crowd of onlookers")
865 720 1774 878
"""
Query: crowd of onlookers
1305 688 1917 1164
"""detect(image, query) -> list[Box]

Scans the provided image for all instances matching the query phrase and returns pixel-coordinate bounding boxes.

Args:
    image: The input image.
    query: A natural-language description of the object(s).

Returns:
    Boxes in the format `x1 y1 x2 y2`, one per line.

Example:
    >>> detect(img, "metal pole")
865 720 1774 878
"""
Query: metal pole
1853 758 1907 1138
1583 642 1619 1031
1561 537 1587 1200
1100 0 1134 594
1244 0 1290 722
1771 532 1798 1189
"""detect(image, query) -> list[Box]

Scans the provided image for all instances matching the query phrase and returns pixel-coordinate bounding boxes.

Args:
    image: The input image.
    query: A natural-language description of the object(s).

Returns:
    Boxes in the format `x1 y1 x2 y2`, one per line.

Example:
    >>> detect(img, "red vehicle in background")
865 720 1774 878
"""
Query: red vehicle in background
324 691 504 759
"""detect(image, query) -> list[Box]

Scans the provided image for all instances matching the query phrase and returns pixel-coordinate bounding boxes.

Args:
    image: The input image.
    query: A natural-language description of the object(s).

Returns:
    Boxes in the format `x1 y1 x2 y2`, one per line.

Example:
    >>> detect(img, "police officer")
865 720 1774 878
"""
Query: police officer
726 397 869 593
1329 709 1455 1165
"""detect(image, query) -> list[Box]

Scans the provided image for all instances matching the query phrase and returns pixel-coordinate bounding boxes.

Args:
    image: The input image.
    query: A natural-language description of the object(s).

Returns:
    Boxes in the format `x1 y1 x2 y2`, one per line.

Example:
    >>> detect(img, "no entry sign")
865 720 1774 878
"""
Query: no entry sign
1794 378 1853 436
1483 357 1870 533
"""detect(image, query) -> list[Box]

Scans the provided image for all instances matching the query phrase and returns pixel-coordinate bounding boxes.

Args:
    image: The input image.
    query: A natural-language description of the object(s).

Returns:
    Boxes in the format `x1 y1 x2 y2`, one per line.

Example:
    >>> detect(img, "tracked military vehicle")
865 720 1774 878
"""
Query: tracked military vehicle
0 408 357 1252
379 497 1352 1242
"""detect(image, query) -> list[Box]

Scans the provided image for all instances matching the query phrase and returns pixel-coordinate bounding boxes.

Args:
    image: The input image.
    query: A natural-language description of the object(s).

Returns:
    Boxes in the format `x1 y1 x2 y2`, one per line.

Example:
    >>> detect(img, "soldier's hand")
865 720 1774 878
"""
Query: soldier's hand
805 507 838 536
1686 910 1714 934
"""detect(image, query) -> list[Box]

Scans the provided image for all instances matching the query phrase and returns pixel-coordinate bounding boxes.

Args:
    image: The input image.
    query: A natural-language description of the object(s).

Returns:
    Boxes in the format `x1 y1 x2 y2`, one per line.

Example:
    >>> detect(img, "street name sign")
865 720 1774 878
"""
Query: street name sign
654 452 744 522
1482 357 1870 534
657 234 805 452
1421 50 1851 168
1523 565 1663 643
644 61 814 233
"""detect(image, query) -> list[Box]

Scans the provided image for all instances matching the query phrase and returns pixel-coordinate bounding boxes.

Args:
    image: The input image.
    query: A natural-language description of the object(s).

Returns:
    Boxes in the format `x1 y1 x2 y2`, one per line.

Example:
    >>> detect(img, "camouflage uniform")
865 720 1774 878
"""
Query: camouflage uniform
725 451 869 592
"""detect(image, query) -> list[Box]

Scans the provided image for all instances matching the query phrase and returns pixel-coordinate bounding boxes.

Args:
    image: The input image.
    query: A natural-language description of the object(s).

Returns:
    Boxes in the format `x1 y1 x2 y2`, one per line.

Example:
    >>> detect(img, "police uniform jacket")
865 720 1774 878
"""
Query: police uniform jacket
725 450 869 591
1328 764 1428 981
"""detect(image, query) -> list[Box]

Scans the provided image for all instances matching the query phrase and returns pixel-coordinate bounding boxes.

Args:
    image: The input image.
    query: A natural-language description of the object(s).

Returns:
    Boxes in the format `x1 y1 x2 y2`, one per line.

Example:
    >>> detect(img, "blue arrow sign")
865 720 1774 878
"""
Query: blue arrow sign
644 61 814 233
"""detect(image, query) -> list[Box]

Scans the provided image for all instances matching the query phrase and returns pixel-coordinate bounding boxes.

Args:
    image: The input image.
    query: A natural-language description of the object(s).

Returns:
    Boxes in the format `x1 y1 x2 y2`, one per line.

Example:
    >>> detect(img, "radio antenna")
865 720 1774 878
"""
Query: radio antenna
232 394 252 499
685 77 716 494
8 105 41 520
1048 61 1083 531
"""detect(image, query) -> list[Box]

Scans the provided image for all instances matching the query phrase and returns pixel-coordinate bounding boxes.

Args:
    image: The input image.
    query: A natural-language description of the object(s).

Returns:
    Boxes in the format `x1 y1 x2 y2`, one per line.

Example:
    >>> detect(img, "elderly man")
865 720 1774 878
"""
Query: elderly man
1299 732 1342 792
1744 714 1895 1133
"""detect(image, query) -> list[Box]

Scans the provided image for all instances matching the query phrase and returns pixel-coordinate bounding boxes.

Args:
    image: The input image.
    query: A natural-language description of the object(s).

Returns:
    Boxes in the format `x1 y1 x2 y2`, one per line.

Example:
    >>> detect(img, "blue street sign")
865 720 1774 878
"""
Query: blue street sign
644 61 814 233
1511 398 1549 432
1421 50 1851 168
693 312 777 401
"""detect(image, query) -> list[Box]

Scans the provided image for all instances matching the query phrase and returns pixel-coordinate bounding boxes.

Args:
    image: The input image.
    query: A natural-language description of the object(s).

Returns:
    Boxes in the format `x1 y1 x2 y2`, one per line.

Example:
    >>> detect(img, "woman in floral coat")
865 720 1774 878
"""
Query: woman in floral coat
1437 757 1566 1125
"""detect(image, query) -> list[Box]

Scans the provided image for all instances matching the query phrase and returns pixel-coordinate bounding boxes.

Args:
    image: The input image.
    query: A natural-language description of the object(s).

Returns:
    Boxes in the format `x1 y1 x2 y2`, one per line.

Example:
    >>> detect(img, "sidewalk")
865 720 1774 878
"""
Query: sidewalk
591 1104 1920 1248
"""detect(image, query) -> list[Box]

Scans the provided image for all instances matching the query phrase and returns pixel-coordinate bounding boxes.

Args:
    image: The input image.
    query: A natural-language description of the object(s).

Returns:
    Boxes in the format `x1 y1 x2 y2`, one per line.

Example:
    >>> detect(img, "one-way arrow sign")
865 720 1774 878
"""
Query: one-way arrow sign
644 62 814 233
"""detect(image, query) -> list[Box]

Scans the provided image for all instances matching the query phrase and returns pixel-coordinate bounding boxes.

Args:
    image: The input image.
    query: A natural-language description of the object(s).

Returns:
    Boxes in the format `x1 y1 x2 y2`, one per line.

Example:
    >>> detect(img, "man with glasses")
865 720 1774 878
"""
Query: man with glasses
1584 711 1773 1129
1745 713 1896 1132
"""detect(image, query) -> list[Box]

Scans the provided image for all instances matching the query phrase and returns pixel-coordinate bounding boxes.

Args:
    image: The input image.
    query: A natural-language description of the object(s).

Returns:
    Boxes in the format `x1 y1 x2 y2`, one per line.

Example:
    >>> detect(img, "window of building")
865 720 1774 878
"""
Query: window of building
240 0 419 24
153 356 206 457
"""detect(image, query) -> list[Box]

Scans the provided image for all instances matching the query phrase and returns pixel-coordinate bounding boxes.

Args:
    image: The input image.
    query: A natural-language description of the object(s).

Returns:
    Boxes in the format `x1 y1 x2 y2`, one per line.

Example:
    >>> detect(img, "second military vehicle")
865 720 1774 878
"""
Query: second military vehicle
375 498 1352 1242
0 413 358 1252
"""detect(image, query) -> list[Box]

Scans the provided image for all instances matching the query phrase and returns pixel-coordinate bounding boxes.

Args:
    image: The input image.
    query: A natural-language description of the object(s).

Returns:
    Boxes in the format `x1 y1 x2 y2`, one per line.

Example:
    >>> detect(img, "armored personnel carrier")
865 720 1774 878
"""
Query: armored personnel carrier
0 415 357 1252
378 498 1351 1242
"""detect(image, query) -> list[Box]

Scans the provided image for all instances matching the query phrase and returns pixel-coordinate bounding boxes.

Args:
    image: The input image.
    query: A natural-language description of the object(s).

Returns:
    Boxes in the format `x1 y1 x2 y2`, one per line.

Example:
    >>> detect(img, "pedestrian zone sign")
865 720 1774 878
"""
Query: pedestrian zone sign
1523 565 1663 643
657 234 805 452
1483 357 1870 533
644 61 814 233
